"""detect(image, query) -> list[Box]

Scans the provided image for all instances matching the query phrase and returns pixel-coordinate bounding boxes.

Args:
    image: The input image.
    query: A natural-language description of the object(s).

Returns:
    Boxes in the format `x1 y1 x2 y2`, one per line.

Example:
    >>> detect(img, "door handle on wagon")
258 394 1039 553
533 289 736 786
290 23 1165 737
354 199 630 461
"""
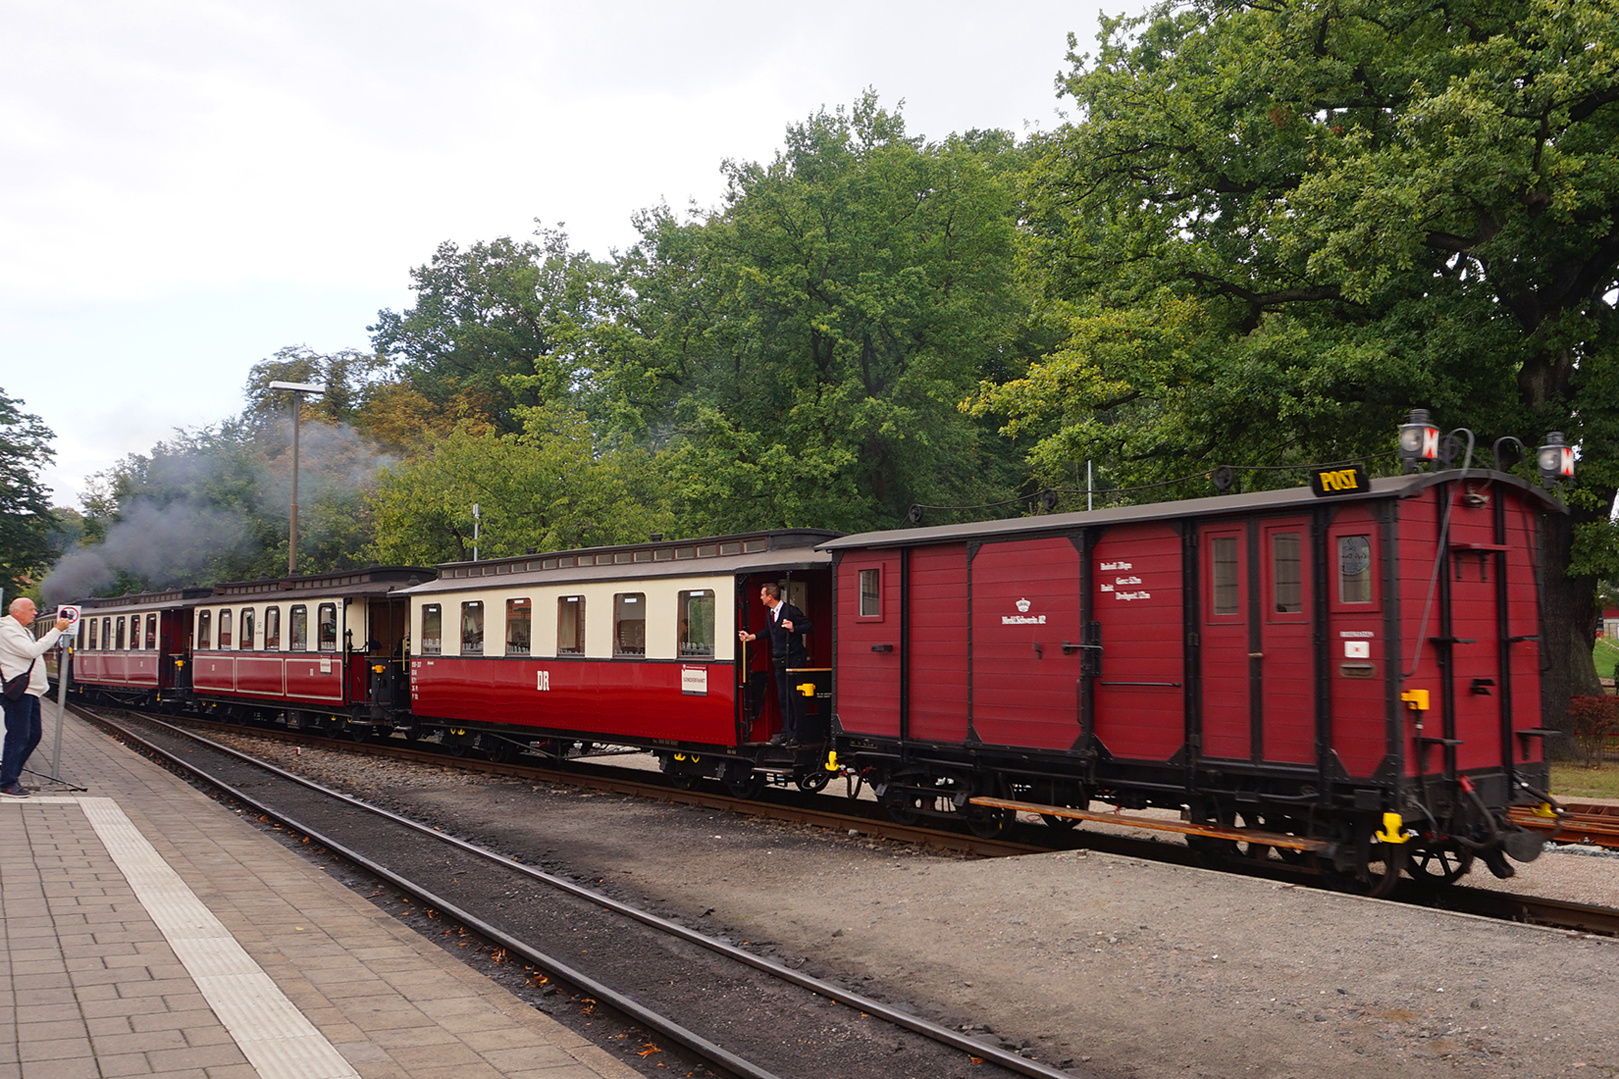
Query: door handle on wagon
870 644 894 652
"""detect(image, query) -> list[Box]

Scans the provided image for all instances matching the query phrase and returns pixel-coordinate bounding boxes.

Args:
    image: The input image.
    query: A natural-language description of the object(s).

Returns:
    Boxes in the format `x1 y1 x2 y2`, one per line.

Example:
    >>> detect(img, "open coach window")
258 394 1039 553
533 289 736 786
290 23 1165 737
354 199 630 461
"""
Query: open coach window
290 605 308 651
461 601 484 654
506 598 532 655
318 603 337 651
678 590 715 658
614 593 645 656
420 604 442 655
557 596 584 656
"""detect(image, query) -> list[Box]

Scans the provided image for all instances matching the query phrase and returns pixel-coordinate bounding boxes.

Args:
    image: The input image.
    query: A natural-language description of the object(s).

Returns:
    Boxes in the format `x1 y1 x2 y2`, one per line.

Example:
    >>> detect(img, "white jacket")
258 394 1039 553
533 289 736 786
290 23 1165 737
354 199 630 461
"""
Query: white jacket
0 616 63 699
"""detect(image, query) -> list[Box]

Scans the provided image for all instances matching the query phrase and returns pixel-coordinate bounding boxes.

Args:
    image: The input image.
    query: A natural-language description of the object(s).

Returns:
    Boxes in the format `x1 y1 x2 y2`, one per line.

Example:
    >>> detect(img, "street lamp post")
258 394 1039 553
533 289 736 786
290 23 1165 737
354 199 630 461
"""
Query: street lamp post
267 380 325 576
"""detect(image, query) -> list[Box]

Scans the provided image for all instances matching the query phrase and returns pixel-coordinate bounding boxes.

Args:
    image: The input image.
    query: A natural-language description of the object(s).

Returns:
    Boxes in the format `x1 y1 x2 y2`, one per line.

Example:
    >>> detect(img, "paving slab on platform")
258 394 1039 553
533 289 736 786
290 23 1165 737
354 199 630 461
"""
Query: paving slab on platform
0 714 641 1079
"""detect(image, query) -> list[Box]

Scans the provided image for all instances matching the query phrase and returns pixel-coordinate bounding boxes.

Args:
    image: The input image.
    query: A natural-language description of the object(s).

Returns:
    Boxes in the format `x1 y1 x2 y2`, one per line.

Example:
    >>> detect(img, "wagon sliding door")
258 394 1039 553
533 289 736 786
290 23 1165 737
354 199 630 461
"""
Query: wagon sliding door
969 537 1083 750
1089 525 1185 761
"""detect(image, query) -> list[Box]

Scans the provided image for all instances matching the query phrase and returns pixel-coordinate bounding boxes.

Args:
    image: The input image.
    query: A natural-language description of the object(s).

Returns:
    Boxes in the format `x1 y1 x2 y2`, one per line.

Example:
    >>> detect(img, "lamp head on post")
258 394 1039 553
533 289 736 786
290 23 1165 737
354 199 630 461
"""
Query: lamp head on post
1397 408 1440 473
1537 431 1575 488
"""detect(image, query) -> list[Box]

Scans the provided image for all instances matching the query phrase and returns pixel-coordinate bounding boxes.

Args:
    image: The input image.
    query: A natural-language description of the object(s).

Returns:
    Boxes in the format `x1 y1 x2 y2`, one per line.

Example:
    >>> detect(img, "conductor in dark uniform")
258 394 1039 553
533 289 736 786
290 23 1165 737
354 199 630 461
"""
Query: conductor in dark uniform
738 583 813 744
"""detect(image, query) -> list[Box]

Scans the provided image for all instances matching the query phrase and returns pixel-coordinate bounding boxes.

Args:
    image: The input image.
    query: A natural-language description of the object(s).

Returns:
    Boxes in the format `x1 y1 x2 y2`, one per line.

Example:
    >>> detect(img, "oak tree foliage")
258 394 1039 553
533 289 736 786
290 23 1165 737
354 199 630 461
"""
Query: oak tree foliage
970 0 1619 715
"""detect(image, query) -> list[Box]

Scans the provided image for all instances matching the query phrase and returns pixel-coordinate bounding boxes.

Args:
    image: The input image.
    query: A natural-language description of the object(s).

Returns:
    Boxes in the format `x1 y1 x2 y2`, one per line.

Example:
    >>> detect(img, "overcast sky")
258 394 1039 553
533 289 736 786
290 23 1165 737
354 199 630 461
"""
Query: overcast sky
3 0 1134 505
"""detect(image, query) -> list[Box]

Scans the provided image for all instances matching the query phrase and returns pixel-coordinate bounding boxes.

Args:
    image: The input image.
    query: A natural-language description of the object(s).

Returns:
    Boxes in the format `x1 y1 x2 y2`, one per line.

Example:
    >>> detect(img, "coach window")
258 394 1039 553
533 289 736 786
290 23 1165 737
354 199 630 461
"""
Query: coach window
114 617 125 650
1338 535 1373 604
145 613 157 649
241 609 256 650
264 607 281 650
101 617 111 651
614 593 646 657
197 610 211 650
677 590 715 658
557 596 584 656
219 610 233 649
1211 535 1240 617
318 603 338 651
88 617 99 651
859 569 881 618
420 605 442 655
461 601 484 654
290 606 307 650
1270 531 1303 615
506 598 532 655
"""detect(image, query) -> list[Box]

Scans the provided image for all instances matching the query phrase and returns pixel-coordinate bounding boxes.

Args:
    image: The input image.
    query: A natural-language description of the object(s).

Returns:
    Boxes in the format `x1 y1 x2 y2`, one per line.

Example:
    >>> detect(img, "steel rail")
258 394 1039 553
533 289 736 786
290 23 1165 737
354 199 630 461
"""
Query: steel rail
84 707 1087 1079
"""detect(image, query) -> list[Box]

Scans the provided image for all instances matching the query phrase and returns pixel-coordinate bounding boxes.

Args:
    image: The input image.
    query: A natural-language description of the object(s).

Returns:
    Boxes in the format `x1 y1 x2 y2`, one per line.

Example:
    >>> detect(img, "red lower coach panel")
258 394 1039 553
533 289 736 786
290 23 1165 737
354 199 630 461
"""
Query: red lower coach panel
410 657 740 747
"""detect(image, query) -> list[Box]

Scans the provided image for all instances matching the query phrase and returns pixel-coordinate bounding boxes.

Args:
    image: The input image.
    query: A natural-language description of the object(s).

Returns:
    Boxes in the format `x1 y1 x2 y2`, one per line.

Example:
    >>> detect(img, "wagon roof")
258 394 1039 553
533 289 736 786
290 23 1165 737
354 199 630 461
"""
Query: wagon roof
400 529 840 596
203 566 434 605
79 587 215 611
820 470 1564 551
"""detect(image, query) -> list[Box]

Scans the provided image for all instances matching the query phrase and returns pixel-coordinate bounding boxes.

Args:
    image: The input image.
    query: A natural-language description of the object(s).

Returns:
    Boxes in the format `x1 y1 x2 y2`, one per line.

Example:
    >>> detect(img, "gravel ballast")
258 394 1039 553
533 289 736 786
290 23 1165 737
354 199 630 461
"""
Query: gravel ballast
200 735 1619 1079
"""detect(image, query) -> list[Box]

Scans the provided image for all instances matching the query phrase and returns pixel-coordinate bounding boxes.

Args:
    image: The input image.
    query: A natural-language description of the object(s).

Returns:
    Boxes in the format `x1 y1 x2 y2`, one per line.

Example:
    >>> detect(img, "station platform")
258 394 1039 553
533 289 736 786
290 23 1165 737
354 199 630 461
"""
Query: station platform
0 711 642 1079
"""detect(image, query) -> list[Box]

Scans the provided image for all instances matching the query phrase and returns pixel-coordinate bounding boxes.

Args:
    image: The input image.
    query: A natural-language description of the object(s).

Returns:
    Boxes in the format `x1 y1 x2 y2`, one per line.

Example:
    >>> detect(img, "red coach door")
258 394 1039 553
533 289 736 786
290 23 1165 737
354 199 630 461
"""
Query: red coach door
1195 517 1316 765
1198 522 1253 760
834 550 902 739
1258 518 1315 765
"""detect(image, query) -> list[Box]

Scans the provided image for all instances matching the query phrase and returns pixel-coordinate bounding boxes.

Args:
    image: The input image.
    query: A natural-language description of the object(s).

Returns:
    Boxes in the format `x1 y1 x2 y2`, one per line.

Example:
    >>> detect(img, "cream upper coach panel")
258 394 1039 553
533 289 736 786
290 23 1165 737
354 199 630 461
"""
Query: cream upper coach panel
399 529 837 662
412 576 736 662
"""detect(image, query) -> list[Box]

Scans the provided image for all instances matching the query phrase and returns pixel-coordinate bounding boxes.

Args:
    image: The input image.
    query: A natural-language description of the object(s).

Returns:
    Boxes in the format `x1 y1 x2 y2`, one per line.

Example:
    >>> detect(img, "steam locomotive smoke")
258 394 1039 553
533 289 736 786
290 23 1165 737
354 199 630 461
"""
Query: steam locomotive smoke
39 418 395 607
41 501 254 606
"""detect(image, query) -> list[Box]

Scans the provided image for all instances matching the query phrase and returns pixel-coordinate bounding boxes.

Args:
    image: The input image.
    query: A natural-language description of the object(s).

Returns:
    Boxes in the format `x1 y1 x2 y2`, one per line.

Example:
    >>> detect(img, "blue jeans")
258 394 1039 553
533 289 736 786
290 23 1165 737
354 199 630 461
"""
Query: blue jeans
0 692 43 788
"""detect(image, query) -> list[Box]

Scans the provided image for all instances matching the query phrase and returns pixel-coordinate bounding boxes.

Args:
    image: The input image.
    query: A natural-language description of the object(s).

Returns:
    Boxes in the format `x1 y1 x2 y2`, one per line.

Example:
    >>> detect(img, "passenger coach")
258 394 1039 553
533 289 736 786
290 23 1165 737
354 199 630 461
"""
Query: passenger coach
188 566 428 731
71 588 212 706
400 530 836 789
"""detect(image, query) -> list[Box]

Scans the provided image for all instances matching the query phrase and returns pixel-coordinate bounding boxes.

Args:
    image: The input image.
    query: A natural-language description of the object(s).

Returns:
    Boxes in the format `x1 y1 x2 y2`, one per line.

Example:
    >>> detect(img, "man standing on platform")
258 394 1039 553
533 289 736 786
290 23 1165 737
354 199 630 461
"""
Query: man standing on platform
0 598 70 798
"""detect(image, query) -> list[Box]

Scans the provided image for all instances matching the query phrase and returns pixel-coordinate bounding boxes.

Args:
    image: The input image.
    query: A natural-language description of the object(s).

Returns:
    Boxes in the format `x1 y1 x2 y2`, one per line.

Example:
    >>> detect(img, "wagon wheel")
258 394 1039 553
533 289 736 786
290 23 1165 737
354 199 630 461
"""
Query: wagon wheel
884 791 926 826
1321 838 1408 898
1040 813 1079 831
964 805 1012 839
796 770 831 795
1409 845 1474 887
724 767 765 800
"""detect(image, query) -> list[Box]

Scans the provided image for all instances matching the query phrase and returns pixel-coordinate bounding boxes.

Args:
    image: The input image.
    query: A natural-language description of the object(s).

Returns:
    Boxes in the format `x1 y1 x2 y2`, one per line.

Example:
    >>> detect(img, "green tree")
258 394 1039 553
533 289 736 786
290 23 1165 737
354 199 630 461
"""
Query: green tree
973 0 1619 725
242 345 388 430
0 387 57 602
369 230 613 432
610 95 1032 533
366 405 677 565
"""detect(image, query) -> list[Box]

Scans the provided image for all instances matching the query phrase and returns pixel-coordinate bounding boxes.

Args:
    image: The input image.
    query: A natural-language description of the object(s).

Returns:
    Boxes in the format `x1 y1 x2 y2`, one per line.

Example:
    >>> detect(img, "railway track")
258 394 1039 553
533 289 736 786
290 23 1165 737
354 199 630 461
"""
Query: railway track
95 708 1619 941
80 705 1096 1079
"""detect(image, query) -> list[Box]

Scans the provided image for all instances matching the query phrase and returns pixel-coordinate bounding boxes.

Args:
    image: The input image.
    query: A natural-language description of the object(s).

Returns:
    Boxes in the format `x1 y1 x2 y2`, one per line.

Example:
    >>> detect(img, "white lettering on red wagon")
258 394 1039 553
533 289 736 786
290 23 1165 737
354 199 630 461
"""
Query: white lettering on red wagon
536 670 551 691
1003 598 1047 625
